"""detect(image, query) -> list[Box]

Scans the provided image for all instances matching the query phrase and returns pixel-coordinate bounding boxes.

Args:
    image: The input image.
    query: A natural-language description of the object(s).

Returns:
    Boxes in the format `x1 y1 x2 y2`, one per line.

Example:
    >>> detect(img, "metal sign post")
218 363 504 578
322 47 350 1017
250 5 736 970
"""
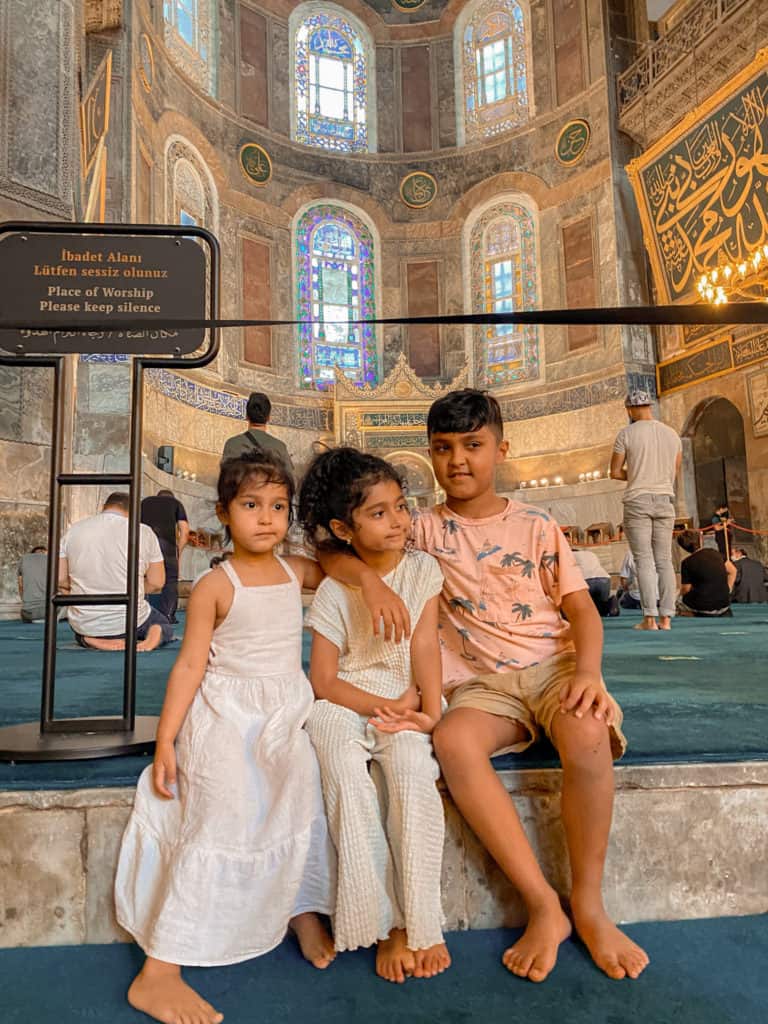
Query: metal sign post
0 222 219 761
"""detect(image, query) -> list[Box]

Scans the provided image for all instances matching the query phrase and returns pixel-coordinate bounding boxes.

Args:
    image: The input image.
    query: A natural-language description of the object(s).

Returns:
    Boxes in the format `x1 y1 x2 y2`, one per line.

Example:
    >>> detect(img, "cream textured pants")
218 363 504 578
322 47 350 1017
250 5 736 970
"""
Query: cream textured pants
307 699 445 953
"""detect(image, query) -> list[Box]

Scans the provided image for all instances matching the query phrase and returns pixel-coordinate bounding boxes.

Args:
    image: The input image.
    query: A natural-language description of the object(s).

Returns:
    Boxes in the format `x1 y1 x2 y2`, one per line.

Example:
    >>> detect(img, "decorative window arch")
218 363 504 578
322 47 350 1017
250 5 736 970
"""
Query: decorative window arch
466 197 540 387
290 4 375 153
163 0 216 94
164 135 219 235
456 0 530 144
294 204 378 389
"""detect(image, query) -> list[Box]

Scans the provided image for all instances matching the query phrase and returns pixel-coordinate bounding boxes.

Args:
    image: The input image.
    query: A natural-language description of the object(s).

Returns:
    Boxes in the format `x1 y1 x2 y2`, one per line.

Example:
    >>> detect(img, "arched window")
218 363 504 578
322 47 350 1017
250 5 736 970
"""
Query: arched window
163 0 215 94
291 6 374 152
295 205 378 389
165 138 218 236
457 1 530 144
467 199 539 386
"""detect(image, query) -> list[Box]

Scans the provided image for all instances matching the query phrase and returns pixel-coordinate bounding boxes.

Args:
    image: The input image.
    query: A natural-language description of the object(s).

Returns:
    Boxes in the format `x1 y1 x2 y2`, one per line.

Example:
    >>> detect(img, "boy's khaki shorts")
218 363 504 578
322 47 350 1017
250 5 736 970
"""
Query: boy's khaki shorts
446 650 627 760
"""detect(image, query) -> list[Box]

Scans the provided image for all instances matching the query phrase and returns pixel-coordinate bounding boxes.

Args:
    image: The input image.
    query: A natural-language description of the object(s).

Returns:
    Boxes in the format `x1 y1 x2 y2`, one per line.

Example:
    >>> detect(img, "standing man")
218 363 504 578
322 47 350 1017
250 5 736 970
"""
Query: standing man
140 489 190 623
610 389 682 632
711 503 734 560
222 392 293 471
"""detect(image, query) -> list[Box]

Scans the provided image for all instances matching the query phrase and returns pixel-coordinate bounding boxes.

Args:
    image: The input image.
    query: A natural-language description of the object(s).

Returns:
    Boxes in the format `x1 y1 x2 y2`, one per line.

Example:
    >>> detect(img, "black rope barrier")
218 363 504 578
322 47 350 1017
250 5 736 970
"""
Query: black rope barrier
2 301 768 335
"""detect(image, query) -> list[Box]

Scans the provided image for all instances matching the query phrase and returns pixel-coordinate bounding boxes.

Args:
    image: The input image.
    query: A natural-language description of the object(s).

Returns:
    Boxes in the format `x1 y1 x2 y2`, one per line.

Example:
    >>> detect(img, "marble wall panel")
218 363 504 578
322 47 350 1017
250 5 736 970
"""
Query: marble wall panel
0 368 22 442
0 0 76 217
0 808 85 947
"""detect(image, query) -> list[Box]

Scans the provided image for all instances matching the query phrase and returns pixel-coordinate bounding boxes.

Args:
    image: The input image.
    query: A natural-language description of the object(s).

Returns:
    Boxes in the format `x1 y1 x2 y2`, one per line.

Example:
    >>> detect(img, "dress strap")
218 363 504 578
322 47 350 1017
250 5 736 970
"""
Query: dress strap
276 554 300 587
220 559 242 589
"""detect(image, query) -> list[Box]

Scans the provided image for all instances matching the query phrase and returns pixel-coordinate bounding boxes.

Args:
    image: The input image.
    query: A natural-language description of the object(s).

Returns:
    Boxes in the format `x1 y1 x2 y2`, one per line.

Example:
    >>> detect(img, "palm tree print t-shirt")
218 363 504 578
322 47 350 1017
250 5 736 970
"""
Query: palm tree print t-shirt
411 500 586 691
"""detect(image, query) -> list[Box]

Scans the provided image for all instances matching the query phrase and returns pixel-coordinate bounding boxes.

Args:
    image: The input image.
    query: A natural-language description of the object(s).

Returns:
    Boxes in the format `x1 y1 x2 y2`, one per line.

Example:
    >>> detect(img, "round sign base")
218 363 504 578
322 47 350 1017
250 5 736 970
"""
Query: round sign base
0 716 158 762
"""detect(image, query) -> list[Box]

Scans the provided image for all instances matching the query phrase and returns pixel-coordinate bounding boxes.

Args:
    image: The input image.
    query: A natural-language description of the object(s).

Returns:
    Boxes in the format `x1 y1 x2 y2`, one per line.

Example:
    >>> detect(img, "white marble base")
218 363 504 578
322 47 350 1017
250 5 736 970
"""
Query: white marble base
1 761 765 948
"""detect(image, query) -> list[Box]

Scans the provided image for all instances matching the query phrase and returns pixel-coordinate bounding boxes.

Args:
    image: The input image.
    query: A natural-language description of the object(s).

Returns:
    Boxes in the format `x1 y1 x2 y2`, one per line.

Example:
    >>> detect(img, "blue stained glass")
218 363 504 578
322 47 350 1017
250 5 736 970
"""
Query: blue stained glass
294 12 369 152
296 205 378 388
310 29 353 60
463 2 529 140
179 209 197 226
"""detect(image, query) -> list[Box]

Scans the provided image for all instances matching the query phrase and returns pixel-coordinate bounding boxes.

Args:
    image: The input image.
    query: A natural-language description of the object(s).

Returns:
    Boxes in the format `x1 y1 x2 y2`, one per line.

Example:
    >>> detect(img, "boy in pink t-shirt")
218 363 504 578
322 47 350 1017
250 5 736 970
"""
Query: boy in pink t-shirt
320 390 648 985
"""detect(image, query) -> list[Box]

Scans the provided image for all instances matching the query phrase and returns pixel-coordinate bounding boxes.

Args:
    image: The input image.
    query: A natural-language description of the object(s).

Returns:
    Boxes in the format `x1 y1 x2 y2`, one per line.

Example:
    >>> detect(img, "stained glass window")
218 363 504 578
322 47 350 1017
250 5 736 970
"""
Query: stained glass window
295 205 378 389
469 201 539 386
163 0 215 94
293 10 371 152
459 1 529 142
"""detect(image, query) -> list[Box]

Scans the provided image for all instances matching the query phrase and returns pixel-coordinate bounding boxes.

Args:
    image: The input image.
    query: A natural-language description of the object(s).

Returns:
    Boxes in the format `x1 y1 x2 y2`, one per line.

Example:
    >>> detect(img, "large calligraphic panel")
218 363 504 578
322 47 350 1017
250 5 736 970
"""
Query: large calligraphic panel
628 51 768 303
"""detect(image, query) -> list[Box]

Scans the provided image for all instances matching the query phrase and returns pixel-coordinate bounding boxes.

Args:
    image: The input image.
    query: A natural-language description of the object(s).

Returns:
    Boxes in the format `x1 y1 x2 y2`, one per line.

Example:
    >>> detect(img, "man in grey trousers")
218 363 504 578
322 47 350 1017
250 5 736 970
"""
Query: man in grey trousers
610 389 682 631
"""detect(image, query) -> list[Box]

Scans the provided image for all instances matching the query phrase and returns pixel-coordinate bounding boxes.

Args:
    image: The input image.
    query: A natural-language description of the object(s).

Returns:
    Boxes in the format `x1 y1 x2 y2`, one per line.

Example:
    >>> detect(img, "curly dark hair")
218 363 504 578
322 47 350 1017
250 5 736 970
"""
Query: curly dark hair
298 447 405 553
217 449 294 541
427 388 503 440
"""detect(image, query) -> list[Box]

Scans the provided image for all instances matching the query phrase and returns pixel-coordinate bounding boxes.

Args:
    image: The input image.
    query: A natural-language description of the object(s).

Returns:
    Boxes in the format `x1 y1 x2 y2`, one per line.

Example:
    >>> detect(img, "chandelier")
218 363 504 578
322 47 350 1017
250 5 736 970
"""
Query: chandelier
696 243 768 305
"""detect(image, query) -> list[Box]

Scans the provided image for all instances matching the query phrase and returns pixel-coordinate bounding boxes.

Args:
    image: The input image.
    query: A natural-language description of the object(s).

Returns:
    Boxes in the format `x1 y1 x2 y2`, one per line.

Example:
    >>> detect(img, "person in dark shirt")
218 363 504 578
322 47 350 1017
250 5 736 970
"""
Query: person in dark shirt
17 545 48 622
140 489 189 623
676 530 736 617
730 548 768 603
221 392 293 471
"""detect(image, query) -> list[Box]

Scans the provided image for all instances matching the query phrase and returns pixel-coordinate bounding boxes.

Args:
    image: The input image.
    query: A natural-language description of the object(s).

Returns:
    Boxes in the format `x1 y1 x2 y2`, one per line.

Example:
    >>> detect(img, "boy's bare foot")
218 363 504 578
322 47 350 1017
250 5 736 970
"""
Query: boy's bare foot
83 636 125 650
290 912 335 969
137 624 163 652
633 618 658 631
377 927 415 984
127 958 223 1024
571 902 649 980
413 942 451 978
658 616 671 631
502 900 572 983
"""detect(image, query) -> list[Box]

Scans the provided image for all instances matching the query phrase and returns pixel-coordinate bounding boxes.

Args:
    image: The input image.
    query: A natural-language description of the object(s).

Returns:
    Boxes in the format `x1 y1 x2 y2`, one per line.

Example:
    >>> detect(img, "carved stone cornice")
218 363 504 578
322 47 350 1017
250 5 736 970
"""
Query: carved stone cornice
333 352 469 401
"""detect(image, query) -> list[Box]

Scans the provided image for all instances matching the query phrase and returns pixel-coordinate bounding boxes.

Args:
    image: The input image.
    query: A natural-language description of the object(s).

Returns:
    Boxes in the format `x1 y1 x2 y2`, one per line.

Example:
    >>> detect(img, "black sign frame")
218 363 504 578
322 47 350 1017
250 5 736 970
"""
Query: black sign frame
0 222 219 761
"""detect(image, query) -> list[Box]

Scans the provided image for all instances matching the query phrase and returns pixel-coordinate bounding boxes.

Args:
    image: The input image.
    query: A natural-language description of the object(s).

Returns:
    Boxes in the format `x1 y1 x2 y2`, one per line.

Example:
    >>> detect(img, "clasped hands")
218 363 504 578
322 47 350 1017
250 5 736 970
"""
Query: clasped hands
368 685 437 736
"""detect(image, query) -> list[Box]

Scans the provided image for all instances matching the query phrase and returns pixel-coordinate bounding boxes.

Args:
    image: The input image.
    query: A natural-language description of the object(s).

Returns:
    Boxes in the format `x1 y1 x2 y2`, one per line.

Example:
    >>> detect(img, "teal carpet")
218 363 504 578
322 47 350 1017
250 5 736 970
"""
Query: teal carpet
1 606 767 790
1 917 766 1023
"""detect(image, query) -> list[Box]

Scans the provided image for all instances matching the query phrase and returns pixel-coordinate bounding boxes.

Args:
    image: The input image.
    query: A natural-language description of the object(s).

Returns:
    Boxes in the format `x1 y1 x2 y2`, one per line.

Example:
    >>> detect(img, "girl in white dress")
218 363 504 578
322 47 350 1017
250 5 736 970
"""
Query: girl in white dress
115 450 335 1024
298 448 450 985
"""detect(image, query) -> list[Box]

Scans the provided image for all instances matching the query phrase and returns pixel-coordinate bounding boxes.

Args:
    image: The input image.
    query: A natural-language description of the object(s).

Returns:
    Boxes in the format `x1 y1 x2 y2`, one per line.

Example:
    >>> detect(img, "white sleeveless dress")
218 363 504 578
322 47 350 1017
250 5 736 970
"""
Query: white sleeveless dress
115 557 335 966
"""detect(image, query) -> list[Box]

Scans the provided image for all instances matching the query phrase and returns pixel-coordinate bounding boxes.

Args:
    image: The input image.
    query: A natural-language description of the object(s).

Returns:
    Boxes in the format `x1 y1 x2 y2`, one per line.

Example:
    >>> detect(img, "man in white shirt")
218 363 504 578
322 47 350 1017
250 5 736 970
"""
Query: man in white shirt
610 389 682 632
59 492 174 651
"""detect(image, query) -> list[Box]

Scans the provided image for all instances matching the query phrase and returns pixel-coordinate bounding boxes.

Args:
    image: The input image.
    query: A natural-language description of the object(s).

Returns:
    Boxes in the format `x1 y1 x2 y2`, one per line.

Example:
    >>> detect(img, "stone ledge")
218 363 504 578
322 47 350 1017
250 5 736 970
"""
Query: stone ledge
1 761 766 947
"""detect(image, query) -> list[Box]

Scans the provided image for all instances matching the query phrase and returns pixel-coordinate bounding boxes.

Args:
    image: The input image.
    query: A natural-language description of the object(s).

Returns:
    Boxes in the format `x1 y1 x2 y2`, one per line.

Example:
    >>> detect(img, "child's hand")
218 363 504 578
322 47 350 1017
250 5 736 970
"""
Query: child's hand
152 740 177 799
369 707 437 735
559 673 614 724
360 572 411 642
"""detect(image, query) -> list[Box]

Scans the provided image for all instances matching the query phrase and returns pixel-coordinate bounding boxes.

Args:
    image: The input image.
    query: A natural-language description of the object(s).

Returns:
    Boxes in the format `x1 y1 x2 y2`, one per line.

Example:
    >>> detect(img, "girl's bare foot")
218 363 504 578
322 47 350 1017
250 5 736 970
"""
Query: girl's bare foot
127 958 223 1024
502 899 572 983
290 912 335 969
571 899 649 980
377 927 415 984
413 941 451 978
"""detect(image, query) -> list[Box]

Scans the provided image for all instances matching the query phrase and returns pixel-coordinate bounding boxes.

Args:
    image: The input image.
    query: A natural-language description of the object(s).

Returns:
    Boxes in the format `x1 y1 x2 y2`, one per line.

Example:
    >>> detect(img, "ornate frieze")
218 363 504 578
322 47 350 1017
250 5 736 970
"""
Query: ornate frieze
85 0 122 33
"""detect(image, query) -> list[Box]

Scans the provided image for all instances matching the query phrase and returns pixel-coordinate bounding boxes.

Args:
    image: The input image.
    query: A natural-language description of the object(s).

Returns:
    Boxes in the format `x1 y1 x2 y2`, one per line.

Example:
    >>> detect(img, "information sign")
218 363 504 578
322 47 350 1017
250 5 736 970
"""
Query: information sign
0 232 207 355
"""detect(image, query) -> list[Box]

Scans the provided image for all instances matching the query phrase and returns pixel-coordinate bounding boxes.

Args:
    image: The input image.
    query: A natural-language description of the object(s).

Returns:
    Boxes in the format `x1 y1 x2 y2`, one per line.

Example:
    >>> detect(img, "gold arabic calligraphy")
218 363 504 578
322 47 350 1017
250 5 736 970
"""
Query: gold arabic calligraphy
643 77 768 298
